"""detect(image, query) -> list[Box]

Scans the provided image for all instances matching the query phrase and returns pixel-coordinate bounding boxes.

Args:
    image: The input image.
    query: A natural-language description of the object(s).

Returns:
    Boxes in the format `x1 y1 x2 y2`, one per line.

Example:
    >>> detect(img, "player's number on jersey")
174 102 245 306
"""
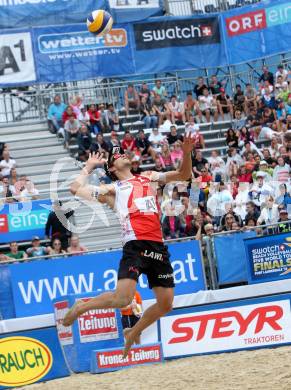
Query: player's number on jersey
134 196 158 213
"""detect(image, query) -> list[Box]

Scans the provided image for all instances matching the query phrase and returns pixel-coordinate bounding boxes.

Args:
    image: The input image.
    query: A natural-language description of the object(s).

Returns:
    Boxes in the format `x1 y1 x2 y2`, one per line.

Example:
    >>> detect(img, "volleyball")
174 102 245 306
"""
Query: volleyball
86 10 113 35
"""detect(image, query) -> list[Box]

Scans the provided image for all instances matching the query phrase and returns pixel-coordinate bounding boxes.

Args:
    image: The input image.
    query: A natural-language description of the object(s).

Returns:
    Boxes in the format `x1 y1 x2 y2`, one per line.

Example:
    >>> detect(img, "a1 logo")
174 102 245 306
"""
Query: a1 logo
0 32 36 84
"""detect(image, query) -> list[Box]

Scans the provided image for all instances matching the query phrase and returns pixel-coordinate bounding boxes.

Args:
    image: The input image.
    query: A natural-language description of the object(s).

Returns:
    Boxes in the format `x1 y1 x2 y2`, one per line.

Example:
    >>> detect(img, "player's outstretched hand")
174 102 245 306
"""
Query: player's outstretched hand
86 152 107 172
181 132 195 153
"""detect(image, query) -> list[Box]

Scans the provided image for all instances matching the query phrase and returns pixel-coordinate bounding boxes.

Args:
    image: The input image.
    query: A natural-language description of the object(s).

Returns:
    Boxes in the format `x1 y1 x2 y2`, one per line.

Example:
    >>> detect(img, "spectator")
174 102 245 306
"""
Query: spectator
10 167 18 186
249 171 273 208
90 133 109 155
149 127 165 153
237 164 252 183
131 156 142 175
208 150 225 181
275 64 288 83
120 291 143 345
136 129 156 161
198 88 219 122
139 82 151 104
209 75 222 96
184 92 202 122
221 212 237 231
140 96 158 129
45 200 74 249
162 211 182 239
168 95 186 124
245 201 260 223
244 84 257 114
275 76 288 97
170 141 184 169
192 150 209 177
121 131 136 153
152 95 170 126
48 238 67 257
275 183 289 207
62 106 77 124
77 125 92 161
88 104 103 134
233 85 245 113
204 223 215 236
124 83 139 116
238 126 254 148
67 235 88 255
167 125 183 145
188 122 205 150
4 242 27 260
99 104 110 132
154 158 166 172
207 182 233 224
64 115 80 149
268 138 281 158
47 95 66 134
277 209 291 233
107 104 123 132
152 79 167 100
194 77 208 98
198 167 213 194
226 128 239 148
26 236 49 258
259 66 274 85
217 88 233 120
273 156 290 183
0 150 16 177
252 160 273 182
232 110 246 131
108 131 121 149
20 179 39 202
0 176 15 202
233 182 250 221
257 195 279 225
159 143 173 171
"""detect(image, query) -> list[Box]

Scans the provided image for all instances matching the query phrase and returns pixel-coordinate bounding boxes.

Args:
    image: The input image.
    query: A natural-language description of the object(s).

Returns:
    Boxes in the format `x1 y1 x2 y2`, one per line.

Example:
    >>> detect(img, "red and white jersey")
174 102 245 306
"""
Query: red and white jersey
113 175 163 245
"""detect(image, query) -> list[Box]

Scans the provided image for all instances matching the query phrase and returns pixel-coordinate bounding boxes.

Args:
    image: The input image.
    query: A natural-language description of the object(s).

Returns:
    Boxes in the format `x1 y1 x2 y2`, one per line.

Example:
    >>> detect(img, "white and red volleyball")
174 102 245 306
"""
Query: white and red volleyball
86 10 113 35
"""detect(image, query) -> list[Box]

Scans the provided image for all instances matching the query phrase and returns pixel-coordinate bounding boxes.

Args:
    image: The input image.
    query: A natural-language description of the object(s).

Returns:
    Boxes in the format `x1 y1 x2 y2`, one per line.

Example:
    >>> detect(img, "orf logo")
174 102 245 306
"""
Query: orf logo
0 336 53 387
0 214 8 233
226 10 267 36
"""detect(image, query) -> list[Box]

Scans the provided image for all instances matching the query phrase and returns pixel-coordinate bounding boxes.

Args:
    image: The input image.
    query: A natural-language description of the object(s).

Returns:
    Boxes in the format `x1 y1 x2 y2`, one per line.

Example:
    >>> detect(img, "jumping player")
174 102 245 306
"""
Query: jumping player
63 133 194 357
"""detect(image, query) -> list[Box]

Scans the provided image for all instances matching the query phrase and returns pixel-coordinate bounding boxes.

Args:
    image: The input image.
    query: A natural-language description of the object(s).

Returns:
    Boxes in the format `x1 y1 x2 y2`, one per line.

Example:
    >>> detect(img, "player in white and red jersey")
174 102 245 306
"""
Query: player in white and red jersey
63 133 194 357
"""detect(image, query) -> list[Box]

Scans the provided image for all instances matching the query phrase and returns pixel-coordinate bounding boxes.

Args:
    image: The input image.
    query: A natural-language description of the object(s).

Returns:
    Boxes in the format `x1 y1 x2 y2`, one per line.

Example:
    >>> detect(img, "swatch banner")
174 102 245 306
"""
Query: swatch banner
221 0 291 64
244 232 291 284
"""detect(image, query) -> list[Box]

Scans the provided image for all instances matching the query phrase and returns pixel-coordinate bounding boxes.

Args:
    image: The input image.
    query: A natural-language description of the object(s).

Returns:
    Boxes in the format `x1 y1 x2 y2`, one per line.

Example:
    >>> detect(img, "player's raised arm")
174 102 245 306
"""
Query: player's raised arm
147 132 194 183
70 152 115 203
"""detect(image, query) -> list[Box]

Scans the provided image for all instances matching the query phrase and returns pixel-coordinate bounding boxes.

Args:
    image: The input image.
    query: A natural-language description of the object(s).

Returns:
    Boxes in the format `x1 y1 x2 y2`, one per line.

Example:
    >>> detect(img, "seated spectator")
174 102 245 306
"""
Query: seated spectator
3 242 27 261
209 75 222 96
45 200 73 249
277 209 291 233
70 95 83 116
168 95 186 124
260 80 274 97
275 183 289 207
192 150 209 177
48 238 67 257
233 110 246 131
217 88 233 120
67 235 88 255
139 82 151 104
149 127 165 153
276 64 288 82
194 77 208 99
140 96 158 129
245 201 260 223
77 125 92 161
276 83 290 103
262 148 275 166
275 76 288 97
233 182 250 221
208 150 225 181
257 195 279 225
241 141 263 161
90 133 109 155
131 156 142 175
162 214 182 239
107 104 123 132
233 85 245 113
47 95 66 134
62 106 77 124
154 158 166 172
0 176 16 203
26 236 49 258
198 88 218 122
170 141 183 169
108 131 121 149
252 160 273 182
0 150 16 177
259 66 274 85
64 115 80 149
198 167 212 194
136 129 156 161
99 104 110 132
244 84 257 114
10 167 18 186
226 128 239 148
237 164 252 183
159 144 173 171
273 156 290 183
20 179 39 202
268 137 281 158
152 79 167 101
184 92 202 122
167 125 183 145
152 95 170 126
221 212 237 231
124 83 139 116
248 172 273 208
88 104 103 134
121 131 136 153
207 182 233 224
261 88 276 110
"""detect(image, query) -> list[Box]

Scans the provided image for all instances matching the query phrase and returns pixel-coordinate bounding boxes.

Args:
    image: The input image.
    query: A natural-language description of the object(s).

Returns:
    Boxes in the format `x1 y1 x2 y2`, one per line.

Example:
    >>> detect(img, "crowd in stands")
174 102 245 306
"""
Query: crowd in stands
43 64 291 241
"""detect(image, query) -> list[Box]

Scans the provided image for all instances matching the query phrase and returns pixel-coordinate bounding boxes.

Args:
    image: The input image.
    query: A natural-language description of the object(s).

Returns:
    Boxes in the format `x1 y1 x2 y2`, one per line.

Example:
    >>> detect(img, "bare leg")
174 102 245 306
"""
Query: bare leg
123 287 174 357
123 328 141 345
62 279 136 326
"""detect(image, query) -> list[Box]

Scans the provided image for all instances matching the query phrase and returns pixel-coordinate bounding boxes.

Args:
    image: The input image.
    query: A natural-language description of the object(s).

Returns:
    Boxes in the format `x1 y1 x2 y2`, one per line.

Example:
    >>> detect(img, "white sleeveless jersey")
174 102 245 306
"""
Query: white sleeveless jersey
113 175 163 246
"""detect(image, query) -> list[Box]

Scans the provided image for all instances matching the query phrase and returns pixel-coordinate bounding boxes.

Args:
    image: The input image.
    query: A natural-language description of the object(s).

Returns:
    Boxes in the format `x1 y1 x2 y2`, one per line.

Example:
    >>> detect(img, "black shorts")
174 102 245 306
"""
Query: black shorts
121 315 140 329
118 240 175 289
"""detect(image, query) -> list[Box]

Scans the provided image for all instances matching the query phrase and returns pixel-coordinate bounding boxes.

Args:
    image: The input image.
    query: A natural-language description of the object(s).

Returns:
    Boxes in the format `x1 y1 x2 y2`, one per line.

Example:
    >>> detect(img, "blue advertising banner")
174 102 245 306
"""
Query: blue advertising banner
221 0 291 64
9 240 205 318
244 232 291 284
214 231 257 285
32 23 135 83
0 327 70 388
0 266 15 320
0 199 51 244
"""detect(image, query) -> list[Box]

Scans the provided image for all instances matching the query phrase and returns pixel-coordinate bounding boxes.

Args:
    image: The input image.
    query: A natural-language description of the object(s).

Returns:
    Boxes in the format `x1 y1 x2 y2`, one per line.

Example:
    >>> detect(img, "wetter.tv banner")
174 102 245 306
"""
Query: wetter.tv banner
244 232 291 284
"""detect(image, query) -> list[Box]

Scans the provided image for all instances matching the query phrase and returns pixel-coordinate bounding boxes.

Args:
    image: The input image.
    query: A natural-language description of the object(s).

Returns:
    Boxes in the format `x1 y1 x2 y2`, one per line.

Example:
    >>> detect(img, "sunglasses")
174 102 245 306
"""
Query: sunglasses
109 153 123 167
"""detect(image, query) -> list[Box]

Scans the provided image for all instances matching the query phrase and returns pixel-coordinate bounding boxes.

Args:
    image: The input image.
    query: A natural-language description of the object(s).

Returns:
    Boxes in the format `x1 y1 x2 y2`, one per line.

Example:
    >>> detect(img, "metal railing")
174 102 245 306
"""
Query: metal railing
164 0 262 16
0 52 290 124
